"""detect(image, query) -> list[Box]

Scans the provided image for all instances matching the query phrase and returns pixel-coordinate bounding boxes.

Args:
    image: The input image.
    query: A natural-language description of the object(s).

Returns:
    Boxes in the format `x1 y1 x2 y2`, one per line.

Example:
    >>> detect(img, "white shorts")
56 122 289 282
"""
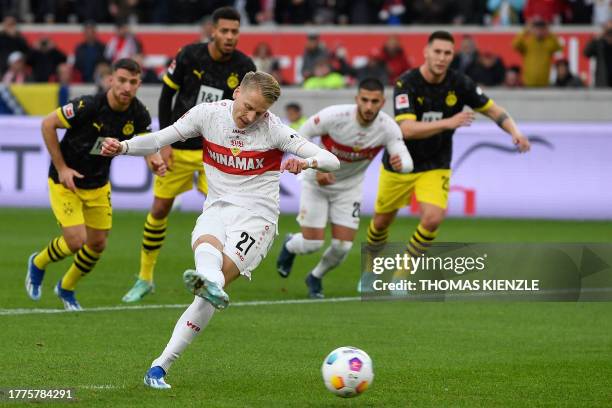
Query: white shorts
191 201 277 278
297 181 362 230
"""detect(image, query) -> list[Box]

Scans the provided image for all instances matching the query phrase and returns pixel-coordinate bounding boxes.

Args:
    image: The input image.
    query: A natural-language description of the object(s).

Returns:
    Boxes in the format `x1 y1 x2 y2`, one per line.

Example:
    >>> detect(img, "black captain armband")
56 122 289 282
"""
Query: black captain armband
495 111 510 127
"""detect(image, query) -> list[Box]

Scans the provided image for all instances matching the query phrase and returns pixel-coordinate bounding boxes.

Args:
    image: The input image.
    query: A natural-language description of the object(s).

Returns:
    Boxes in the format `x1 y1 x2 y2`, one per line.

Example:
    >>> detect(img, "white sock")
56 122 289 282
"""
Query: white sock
151 296 215 373
286 233 324 255
194 242 225 287
311 239 353 279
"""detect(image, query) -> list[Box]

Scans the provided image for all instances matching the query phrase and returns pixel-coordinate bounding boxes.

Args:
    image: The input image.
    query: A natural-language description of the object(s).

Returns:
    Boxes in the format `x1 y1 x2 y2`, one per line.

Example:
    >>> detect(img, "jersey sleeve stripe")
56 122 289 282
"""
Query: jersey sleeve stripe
162 74 180 90
55 107 71 128
474 99 494 113
395 113 416 123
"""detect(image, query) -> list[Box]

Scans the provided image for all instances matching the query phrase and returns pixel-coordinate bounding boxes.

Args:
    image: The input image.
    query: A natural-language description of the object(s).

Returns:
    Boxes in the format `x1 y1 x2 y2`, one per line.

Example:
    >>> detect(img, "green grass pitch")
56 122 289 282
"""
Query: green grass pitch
1 208 611 407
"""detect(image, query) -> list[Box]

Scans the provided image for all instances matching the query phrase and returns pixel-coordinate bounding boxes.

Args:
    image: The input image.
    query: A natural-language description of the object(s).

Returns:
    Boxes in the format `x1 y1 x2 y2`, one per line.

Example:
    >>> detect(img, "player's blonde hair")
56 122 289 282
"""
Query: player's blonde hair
240 71 281 104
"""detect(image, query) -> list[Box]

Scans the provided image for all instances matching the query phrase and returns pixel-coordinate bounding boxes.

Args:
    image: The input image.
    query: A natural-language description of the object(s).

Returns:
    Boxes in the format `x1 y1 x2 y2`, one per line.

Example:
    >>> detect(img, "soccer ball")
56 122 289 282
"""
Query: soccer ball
321 346 374 398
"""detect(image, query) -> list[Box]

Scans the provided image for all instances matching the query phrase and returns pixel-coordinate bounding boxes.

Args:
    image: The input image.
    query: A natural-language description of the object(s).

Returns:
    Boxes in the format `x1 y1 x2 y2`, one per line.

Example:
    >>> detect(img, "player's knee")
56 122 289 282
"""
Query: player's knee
373 213 393 231
88 238 107 253
151 197 173 219
330 239 353 261
303 239 324 253
421 213 444 232
65 235 86 253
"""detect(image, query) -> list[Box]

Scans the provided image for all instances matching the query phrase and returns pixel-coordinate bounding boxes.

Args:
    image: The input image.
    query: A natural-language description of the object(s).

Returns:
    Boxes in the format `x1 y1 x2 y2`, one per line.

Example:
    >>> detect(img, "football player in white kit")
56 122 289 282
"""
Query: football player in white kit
101 71 340 389
276 78 413 298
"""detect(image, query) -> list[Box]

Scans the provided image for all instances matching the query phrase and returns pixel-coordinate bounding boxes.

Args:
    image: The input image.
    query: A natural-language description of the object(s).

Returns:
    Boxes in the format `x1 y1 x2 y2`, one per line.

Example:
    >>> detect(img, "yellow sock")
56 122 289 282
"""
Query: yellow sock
34 236 73 269
61 245 101 291
393 224 438 280
139 213 168 282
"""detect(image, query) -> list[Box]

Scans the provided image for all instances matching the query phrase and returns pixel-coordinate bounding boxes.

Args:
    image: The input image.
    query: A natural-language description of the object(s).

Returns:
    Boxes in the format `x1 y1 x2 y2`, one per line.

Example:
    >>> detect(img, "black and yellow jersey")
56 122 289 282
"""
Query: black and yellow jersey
50 92 152 189
383 68 492 173
162 42 256 150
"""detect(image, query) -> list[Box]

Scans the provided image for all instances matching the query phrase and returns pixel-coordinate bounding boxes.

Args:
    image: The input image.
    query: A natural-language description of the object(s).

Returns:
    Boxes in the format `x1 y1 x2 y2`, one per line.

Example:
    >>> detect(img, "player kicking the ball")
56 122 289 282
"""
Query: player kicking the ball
101 71 340 389
276 78 413 298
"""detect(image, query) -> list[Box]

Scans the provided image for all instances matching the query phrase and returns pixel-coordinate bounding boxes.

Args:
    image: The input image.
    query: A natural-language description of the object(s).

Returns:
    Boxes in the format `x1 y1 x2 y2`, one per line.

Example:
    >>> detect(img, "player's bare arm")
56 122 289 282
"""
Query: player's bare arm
480 103 530 152
399 111 474 140
41 111 83 192
315 171 336 186
145 153 168 177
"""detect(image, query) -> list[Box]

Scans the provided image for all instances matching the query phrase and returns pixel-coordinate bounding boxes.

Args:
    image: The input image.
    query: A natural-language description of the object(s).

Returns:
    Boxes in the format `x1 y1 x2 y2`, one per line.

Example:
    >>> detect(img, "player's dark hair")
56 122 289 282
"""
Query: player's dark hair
285 102 302 111
112 58 141 75
428 31 455 44
358 78 384 93
212 7 241 24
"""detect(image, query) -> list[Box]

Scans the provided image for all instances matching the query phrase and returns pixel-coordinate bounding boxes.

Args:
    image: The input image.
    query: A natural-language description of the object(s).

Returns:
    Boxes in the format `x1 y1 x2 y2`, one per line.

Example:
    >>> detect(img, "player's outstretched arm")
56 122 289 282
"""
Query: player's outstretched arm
101 126 185 157
386 138 413 173
480 103 530 152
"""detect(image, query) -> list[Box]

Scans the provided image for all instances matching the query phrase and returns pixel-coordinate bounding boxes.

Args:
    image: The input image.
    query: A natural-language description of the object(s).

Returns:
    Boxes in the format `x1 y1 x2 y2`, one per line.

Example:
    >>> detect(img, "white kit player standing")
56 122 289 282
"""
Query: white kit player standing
276 78 413 298
101 72 340 389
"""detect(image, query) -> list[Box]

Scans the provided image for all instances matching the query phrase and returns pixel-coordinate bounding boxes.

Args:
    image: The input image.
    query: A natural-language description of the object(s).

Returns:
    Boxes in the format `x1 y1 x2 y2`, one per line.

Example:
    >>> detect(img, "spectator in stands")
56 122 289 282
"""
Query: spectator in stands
512 19 562 87
301 33 328 80
28 37 67 82
54 63 72 105
408 0 458 24
553 58 584 87
329 44 356 79
252 42 278 74
109 0 141 24
275 0 315 24
504 65 523 87
564 0 593 24
0 15 29 75
592 1 611 25
468 51 506 86
303 58 346 89
355 48 389 85
583 21 612 87
74 22 106 83
451 35 479 74
378 0 407 25
285 102 307 131
486 0 525 25
523 0 569 23
2 51 30 84
380 36 410 84
104 20 142 62
337 0 380 24
94 61 112 93
200 16 213 42
132 53 160 84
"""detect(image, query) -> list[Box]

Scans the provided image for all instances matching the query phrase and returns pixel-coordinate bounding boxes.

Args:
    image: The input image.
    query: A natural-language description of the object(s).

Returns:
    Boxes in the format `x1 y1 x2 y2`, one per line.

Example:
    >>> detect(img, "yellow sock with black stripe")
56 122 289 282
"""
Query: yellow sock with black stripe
393 224 438 280
61 245 101 291
33 236 73 269
406 224 438 258
366 219 389 249
139 213 168 282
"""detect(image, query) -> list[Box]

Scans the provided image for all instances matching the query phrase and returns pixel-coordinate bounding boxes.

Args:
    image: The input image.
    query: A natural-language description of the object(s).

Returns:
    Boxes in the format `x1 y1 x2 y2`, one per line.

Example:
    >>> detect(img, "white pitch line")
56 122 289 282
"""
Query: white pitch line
0 296 361 316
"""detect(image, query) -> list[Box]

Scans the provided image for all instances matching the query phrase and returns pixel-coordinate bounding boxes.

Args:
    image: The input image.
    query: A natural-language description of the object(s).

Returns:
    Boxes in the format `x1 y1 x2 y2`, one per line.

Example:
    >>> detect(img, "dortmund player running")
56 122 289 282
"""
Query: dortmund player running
25 58 165 310
122 6 257 302
362 31 530 290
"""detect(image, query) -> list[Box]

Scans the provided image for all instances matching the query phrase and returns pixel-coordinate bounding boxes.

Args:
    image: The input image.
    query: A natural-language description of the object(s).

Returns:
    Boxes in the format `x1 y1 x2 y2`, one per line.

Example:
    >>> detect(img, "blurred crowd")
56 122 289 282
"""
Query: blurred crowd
0 0 610 26
0 9 611 90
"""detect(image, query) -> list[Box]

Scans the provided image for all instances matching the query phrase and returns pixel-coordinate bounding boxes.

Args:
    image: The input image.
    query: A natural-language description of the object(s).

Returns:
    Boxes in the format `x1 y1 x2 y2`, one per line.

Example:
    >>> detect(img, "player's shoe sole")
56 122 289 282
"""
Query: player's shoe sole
305 273 324 299
144 366 171 389
122 279 155 303
183 269 229 310
25 252 44 300
277 234 296 278
54 281 83 311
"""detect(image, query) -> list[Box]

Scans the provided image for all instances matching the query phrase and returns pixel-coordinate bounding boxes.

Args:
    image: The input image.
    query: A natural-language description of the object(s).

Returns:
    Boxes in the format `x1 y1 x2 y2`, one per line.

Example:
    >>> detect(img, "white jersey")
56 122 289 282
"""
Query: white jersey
172 100 310 223
299 104 409 190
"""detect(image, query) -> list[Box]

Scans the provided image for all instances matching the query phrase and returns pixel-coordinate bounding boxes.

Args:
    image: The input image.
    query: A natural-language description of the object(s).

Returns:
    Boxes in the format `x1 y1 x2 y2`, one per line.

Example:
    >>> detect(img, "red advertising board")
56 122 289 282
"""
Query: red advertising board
22 28 597 84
